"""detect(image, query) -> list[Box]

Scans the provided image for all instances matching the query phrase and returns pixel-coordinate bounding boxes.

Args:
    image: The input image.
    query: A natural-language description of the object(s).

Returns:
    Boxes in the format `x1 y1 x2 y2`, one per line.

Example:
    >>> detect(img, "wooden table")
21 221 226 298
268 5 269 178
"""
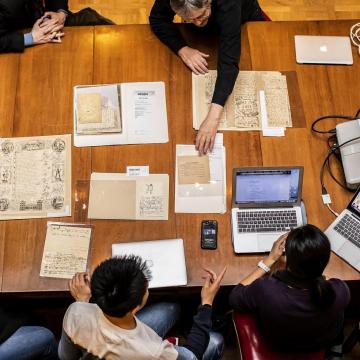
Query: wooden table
0 20 359 292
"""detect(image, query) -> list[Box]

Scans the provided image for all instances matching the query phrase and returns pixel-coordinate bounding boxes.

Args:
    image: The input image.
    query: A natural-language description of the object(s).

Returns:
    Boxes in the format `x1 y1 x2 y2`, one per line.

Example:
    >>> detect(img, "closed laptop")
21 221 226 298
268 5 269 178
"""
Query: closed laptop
295 35 353 65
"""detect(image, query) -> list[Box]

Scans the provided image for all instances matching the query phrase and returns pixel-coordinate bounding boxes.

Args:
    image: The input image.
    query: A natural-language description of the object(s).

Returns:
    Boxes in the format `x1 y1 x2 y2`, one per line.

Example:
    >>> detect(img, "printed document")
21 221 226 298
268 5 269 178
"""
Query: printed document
0 135 71 220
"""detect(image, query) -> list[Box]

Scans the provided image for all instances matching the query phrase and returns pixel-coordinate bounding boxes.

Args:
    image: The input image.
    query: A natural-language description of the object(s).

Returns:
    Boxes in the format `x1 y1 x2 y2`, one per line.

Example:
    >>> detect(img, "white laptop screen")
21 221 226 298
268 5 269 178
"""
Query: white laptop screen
235 169 301 205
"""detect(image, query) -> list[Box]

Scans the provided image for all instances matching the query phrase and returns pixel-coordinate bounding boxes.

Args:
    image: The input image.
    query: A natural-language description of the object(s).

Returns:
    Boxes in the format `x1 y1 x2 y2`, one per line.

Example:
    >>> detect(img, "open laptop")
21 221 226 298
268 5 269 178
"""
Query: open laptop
112 239 187 288
325 187 360 271
295 35 353 65
231 167 304 253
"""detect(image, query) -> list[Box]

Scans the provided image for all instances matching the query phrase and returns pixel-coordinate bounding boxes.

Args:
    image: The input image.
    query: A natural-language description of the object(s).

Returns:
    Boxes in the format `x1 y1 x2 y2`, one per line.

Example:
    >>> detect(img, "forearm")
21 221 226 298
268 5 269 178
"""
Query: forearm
239 256 276 285
183 305 212 359
0 32 25 53
211 64 239 106
207 103 223 123
149 0 187 54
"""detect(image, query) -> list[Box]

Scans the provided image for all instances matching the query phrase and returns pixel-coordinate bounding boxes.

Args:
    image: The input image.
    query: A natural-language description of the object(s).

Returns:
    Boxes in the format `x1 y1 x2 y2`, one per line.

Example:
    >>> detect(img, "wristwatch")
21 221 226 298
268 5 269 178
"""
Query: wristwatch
257 260 271 273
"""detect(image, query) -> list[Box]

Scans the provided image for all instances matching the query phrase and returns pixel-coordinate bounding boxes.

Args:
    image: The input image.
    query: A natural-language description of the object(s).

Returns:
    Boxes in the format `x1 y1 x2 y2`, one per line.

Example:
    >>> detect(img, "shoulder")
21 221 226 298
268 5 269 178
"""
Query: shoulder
63 302 99 334
328 278 350 303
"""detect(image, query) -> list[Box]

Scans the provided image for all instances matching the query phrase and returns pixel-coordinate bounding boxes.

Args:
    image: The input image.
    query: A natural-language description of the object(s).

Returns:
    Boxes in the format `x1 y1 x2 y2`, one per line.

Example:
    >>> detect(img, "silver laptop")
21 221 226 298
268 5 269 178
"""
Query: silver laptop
112 239 187 288
231 167 304 253
325 187 360 271
295 35 353 65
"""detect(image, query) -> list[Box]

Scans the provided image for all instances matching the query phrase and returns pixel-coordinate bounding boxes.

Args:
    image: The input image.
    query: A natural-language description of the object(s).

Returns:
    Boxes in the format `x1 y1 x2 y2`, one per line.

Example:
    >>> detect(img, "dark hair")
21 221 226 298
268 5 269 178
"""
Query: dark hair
91 255 152 317
285 224 335 308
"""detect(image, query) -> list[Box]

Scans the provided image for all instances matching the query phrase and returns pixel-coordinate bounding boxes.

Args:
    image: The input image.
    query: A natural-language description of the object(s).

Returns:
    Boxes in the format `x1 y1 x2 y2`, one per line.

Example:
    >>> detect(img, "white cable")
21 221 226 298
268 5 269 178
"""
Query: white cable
350 22 360 55
326 203 339 217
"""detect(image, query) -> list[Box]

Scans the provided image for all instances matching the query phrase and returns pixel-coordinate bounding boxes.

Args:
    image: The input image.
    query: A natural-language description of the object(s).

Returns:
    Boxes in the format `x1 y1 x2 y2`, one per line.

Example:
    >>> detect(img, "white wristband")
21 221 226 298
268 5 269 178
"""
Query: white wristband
257 260 270 273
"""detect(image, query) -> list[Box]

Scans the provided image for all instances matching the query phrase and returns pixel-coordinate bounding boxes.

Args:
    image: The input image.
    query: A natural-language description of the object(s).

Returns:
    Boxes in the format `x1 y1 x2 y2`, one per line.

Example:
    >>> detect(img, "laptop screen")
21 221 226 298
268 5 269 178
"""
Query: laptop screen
349 188 360 216
235 168 301 205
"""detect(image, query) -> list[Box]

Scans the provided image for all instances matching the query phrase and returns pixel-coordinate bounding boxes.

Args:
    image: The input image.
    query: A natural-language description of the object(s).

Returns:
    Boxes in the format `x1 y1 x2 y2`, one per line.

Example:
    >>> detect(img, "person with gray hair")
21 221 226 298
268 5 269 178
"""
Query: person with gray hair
150 0 266 155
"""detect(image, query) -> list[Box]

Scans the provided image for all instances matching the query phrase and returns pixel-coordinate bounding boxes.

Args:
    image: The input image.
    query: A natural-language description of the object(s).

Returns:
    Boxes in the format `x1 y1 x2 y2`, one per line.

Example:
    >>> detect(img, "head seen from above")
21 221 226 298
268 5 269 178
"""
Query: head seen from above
285 224 335 307
90 255 152 318
170 0 212 27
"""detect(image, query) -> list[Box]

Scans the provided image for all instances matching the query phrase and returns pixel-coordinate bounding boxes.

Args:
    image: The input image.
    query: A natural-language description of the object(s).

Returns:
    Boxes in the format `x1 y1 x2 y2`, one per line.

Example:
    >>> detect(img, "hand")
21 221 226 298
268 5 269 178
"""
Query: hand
201 267 227 306
41 11 66 29
69 272 91 302
50 31 65 43
195 103 223 155
178 46 209 75
265 233 288 266
31 18 64 44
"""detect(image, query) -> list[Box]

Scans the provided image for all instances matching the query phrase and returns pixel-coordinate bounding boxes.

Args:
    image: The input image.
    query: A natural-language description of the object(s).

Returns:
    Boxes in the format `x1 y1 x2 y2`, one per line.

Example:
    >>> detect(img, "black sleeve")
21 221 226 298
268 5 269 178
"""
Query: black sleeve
149 0 187 54
229 281 263 312
0 23 25 53
46 0 69 12
183 304 212 359
211 0 242 106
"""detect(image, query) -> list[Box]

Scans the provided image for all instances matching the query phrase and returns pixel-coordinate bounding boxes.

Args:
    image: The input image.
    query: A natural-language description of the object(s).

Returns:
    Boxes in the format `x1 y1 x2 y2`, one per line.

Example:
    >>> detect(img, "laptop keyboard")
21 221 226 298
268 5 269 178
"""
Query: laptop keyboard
237 210 298 233
334 214 360 248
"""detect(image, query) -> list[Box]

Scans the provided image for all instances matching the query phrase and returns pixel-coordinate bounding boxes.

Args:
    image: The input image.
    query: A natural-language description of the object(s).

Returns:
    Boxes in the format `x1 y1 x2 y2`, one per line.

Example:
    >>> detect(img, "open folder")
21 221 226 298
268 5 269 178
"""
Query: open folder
175 137 226 214
88 173 169 220
73 82 168 147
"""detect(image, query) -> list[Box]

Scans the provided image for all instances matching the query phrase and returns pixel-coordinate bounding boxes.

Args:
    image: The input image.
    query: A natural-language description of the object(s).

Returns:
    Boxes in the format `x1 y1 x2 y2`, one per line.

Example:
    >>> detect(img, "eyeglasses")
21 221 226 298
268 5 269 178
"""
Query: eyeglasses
185 6 211 24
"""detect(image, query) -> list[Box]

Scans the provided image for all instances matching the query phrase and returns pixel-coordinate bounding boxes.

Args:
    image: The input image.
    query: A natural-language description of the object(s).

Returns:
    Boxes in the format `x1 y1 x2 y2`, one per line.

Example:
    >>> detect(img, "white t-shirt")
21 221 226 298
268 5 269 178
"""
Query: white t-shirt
63 302 178 360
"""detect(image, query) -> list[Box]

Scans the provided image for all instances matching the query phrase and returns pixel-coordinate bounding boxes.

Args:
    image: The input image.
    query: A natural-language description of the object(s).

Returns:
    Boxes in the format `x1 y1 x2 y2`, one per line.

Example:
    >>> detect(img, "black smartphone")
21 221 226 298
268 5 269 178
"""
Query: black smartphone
201 220 218 250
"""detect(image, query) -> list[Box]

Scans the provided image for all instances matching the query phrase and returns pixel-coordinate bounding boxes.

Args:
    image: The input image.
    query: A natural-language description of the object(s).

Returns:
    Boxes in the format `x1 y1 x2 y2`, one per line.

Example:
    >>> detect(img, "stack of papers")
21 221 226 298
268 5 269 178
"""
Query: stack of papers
192 71 292 136
73 82 169 147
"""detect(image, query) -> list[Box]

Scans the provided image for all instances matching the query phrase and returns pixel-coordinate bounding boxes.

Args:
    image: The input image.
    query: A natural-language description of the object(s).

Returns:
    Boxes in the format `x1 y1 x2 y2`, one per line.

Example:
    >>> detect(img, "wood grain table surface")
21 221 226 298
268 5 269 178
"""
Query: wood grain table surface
0 20 359 292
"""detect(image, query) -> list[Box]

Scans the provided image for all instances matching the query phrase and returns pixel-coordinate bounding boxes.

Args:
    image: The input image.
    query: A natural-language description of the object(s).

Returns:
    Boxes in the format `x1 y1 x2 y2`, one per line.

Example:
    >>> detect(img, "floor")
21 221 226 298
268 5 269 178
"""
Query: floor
68 0 360 24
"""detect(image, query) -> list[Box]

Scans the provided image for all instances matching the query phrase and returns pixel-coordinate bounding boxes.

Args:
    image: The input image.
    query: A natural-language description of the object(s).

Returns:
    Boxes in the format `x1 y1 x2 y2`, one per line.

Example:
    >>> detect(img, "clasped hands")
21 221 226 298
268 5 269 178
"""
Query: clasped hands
178 46 223 155
31 11 66 45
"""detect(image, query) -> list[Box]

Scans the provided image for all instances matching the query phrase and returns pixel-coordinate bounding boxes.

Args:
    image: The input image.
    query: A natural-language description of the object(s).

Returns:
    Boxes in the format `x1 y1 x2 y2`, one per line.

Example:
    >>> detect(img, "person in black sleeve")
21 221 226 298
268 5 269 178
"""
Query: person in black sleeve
149 0 265 155
229 225 350 356
0 0 114 54
59 255 225 360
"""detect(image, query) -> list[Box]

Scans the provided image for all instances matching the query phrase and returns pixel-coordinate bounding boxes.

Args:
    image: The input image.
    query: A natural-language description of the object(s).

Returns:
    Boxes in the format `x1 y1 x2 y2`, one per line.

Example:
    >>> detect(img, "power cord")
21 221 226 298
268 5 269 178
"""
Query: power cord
311 108 360 134
311 109 360 217
350 22 360 55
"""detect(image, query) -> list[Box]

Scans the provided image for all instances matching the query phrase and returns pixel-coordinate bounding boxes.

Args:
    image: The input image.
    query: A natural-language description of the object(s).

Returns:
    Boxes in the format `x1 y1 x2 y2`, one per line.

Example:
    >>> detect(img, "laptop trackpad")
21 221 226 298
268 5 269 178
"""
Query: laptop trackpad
339 242 360 267
258 234 277 252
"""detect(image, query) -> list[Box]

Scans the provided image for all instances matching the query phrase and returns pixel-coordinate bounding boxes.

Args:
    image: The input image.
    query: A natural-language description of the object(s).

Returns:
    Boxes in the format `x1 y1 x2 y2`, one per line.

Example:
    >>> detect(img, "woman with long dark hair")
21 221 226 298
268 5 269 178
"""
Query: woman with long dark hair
229 224 350 353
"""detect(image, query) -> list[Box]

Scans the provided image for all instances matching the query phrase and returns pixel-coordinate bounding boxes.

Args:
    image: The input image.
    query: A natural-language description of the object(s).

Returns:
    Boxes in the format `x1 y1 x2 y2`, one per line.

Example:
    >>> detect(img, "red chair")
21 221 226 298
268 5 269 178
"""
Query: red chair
233 312 325 360
261 11 271 21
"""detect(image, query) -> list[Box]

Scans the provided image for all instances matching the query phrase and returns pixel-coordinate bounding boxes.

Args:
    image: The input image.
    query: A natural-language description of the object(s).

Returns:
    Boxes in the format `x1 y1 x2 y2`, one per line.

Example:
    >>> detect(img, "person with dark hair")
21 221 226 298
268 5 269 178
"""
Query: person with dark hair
229 224 350 354
149 0 266 155
0 0 114 53
59 255 225 360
